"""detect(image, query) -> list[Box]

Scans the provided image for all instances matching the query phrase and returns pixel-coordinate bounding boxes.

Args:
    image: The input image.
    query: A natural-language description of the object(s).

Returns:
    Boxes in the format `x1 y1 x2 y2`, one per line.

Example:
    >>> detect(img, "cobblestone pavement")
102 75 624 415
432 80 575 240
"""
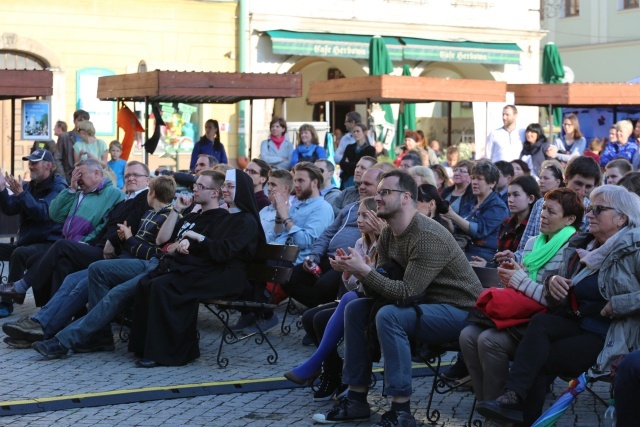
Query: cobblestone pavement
0 289 610 426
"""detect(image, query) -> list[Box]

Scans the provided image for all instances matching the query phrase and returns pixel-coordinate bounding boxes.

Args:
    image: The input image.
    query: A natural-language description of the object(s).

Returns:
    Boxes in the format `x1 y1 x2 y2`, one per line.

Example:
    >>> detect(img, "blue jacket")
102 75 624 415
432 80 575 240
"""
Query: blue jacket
600 140 639 167
190 136 228 171
458 191 509 252
0 173 68 246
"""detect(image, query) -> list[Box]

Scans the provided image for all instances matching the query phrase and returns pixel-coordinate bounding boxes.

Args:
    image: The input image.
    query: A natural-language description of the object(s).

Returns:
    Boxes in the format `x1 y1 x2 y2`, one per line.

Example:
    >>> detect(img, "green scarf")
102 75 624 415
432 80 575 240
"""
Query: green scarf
522 225 576 281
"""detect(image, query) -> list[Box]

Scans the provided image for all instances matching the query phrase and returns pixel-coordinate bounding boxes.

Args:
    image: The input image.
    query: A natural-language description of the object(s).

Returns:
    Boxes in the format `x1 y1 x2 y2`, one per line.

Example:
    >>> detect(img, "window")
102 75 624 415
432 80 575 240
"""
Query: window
561 0 579 17
619 0 639 9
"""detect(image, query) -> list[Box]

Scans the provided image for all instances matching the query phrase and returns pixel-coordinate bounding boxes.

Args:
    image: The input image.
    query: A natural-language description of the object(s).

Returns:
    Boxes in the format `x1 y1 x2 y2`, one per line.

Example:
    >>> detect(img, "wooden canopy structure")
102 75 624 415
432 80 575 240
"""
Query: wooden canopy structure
97 70 302 162
308 75 506 104
507 83 640 107
307 75 507 145
0 70 54 174
508 82 640 137
97 70 302 104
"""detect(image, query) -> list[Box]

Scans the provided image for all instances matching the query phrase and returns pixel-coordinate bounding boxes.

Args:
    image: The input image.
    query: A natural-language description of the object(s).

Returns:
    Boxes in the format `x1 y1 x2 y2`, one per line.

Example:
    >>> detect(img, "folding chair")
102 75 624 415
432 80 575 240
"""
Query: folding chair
200 243 298 368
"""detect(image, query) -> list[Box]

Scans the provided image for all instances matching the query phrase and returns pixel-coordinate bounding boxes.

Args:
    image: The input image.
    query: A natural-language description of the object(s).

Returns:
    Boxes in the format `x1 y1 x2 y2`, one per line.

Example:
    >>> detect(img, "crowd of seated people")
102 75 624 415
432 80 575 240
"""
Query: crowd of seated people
3 108 640 427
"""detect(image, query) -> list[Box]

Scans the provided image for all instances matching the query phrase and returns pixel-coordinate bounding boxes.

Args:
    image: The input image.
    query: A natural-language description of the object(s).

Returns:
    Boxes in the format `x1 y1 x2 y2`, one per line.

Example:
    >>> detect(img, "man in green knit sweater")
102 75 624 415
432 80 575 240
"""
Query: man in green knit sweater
314 169 482 427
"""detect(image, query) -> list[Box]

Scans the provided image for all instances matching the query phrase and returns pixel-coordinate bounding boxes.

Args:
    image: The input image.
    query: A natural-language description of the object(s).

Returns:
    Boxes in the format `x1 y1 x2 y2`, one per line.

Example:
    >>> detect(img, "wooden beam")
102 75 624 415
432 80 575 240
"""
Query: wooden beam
0 70 53 98
508 83 640 106
308 75 506 104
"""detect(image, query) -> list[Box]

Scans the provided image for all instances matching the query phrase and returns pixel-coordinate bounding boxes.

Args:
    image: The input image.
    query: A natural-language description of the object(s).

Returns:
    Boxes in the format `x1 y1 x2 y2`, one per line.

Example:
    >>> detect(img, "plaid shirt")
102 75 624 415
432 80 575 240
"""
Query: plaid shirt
498 215 528 254
515 196 590 263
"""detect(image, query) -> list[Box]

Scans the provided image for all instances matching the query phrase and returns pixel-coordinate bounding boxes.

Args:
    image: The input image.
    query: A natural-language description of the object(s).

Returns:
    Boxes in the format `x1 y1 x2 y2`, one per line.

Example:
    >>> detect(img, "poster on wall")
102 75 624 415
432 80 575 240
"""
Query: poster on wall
22 100 51 140
76 68 115 136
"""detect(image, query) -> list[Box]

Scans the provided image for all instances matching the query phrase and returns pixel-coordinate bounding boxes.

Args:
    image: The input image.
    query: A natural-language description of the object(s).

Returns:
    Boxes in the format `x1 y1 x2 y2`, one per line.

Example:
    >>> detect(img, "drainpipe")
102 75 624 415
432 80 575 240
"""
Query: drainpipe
237 0 249 168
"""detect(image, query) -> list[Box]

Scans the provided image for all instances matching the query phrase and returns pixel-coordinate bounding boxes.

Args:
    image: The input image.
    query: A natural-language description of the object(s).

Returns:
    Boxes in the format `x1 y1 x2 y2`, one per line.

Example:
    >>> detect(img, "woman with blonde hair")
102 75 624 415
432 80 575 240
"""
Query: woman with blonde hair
290 124 326 168
600 119 638 167
74 121 108 168
408 165 436 187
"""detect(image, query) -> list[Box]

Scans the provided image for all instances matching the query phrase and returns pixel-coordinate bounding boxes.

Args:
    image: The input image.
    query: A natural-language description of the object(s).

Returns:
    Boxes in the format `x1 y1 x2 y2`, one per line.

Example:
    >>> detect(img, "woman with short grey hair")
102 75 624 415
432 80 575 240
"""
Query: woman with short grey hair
478 184 640 425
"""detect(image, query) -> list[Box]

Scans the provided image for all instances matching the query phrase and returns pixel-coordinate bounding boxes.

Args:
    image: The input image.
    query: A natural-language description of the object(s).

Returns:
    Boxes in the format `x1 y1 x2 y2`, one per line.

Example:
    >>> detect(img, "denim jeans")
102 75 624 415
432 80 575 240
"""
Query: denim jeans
342 298 468 397
32 269 89 338
56 258 158 349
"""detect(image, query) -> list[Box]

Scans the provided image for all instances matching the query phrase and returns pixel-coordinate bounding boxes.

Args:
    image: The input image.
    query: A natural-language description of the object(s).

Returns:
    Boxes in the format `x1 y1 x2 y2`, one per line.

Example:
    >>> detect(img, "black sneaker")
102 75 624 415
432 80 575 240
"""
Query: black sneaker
440 358 469 381
313 371 342 401
334 383 348 400
372 409 417 427
312 396 371 424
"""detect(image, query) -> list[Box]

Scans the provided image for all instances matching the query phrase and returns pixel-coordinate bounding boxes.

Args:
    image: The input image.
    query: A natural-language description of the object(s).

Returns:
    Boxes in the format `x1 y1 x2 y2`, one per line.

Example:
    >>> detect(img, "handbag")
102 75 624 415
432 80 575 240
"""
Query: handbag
474 287 547 330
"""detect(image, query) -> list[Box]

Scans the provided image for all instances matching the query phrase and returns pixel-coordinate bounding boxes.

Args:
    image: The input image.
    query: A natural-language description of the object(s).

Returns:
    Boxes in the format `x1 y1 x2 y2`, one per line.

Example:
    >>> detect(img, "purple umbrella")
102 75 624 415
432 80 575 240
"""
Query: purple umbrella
531 373 588 427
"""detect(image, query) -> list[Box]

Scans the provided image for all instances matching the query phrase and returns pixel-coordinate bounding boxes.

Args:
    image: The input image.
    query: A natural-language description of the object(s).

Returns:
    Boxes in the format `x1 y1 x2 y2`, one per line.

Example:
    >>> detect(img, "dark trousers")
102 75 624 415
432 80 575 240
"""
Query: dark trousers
281 256 342 308
301 302 342 373
505 313 605 425
614 349 640 427
0 242 53 283
24 240 103 307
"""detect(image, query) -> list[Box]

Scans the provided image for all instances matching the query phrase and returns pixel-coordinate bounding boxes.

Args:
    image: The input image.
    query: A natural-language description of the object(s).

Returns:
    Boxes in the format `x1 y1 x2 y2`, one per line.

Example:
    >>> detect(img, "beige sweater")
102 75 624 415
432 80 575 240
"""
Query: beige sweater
362 211 482 309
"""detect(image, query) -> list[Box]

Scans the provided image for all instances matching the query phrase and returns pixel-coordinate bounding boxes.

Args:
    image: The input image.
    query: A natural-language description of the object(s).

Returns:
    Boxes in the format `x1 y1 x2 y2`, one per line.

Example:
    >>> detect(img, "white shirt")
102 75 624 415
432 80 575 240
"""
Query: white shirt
485 127 525 162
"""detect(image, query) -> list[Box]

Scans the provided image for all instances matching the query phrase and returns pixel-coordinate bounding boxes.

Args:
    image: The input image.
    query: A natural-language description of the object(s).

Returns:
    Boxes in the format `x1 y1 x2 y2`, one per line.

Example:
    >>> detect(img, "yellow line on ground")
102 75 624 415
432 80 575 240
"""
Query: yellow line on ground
0 364 435 406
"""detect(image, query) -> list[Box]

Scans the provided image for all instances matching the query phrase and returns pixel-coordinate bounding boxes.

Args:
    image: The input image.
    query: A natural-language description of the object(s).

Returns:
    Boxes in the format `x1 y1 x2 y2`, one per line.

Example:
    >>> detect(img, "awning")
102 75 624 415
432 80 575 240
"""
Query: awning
264 31 521 65
265 30 403 61
402 37 521 65
97 71 302 103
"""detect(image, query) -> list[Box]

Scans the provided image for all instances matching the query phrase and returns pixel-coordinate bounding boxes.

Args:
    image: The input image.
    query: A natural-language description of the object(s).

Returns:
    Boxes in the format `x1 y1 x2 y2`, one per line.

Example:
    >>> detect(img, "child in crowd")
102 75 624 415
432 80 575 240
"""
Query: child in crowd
107 140 127 189
583 138 604 164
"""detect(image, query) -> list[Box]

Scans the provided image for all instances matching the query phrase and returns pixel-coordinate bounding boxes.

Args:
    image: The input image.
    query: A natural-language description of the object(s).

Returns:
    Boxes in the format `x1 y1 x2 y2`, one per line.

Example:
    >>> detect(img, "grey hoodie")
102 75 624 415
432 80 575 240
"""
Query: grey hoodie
310 201 361 260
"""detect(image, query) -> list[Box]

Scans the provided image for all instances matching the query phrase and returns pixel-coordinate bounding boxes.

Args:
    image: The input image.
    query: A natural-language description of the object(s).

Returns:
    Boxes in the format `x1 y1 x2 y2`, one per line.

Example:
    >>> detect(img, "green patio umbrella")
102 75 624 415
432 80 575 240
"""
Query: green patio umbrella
395 65 416 155
369 36 396 157
542 42 565 127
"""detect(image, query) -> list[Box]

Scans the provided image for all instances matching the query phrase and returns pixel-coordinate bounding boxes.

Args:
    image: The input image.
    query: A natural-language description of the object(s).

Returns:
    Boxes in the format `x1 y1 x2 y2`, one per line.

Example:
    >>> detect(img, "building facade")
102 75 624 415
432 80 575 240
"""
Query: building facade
246 0 545 158
0 0 237 175
542 0 640 83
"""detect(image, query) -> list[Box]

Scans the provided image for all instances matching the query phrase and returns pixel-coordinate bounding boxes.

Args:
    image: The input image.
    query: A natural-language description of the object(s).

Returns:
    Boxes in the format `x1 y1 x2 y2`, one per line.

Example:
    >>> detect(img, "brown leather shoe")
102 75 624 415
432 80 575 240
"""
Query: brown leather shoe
0 283 26 305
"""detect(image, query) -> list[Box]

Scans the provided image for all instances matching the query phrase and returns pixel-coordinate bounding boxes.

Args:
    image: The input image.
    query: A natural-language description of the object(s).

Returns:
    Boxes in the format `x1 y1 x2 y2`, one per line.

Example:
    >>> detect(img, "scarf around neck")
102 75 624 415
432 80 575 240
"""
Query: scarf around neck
576 226 627 269
270 134 285 150
523 225 576 281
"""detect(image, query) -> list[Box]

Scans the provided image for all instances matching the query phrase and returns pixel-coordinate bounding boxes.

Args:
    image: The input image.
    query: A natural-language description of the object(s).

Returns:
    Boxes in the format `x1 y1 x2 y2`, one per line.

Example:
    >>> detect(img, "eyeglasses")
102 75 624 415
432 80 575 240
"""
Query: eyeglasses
124 173 149 179
376 189 407 197
193 183 216 191
221 183 236 190
585 205 616 216
452 168 469 174
244 169 261 176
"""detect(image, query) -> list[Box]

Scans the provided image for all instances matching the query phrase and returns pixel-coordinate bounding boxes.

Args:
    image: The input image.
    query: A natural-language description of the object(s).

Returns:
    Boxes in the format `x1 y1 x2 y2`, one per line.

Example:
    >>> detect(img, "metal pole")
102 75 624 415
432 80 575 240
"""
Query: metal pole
248 98 254 160
447 101 452 147
10 98 15 176
144 97 149 166
548 104 553 140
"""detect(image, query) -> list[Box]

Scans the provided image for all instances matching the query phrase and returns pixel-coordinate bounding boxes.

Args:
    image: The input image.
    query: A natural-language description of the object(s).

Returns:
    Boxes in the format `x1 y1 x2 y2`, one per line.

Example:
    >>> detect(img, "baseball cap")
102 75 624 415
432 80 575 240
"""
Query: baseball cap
23 149 54 163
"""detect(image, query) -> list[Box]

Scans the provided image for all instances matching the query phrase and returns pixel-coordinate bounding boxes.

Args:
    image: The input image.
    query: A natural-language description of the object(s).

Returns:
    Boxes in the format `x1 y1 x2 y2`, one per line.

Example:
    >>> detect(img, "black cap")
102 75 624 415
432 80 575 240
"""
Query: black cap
23 148 54 163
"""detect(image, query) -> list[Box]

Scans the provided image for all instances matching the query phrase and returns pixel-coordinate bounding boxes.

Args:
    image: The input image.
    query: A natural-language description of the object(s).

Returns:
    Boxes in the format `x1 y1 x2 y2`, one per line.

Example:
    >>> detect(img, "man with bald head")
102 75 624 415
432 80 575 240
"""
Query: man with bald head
329 156 377 216
282 167 385 309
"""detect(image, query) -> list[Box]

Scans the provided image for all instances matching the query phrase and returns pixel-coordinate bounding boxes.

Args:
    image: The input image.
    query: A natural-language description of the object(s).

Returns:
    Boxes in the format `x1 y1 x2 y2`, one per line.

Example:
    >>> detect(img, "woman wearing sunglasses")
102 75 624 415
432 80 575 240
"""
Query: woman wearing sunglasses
478 185 640 425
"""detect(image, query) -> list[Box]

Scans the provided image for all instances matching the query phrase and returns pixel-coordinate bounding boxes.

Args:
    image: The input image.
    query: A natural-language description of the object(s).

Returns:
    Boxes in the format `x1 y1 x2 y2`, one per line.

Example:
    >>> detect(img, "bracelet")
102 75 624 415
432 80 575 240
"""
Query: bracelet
173 207 184 214
284 218 293 227
275 219 283 224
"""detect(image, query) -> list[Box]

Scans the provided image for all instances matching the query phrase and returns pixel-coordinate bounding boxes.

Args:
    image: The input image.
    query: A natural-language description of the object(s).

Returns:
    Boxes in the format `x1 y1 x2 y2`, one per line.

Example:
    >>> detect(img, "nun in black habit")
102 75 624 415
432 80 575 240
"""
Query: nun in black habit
128 169 265 367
